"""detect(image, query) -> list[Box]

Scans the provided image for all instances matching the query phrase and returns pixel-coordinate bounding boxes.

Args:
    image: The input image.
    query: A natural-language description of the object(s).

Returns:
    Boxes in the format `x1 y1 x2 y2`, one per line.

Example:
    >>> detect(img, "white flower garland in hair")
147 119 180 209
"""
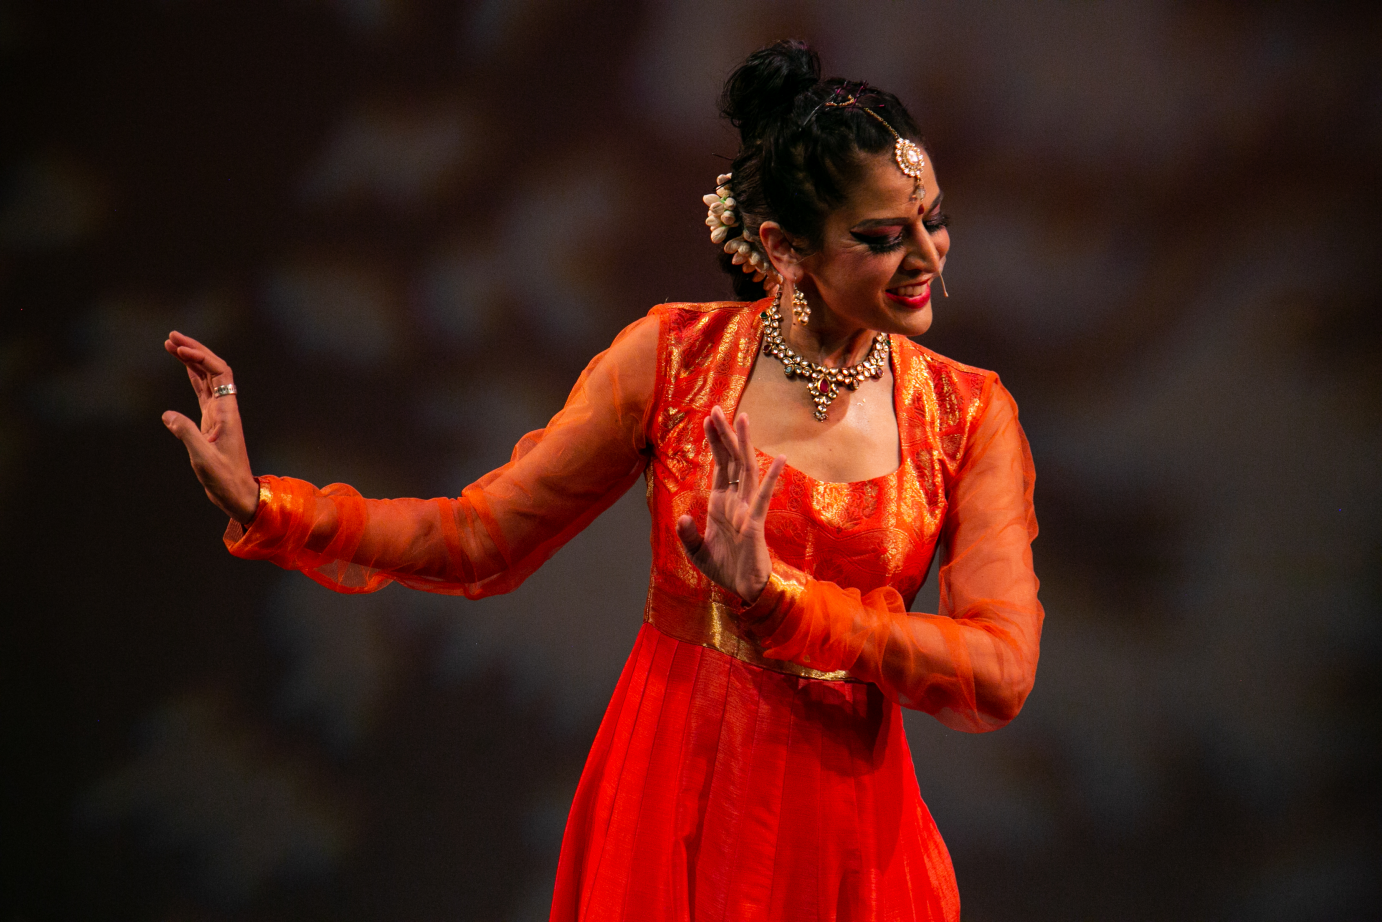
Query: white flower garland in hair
704 172 780 287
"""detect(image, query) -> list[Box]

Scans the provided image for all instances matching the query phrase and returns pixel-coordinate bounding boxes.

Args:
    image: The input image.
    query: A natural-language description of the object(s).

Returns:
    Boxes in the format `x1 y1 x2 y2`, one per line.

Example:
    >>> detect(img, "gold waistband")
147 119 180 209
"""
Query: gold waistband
643 588 854 682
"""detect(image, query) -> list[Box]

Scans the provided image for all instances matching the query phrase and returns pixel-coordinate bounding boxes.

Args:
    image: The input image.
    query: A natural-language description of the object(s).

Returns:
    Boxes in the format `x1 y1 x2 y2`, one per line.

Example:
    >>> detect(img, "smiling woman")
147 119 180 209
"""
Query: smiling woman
163 39 1043 922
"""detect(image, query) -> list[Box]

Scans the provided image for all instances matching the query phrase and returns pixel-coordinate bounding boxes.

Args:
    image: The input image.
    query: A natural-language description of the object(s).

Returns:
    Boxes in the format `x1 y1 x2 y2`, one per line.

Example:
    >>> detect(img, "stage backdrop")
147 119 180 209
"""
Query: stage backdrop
5 1 1379 919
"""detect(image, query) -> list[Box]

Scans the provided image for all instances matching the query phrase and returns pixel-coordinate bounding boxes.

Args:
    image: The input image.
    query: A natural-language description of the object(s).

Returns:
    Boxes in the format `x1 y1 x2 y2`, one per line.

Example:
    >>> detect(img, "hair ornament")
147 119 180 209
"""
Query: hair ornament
703 172 738 244
823 90 926 201
705 171 781 287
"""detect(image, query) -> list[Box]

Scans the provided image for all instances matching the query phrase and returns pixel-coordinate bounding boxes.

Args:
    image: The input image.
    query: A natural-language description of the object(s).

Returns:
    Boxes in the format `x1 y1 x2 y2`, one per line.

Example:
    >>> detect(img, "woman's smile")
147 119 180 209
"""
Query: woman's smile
885 284 931 309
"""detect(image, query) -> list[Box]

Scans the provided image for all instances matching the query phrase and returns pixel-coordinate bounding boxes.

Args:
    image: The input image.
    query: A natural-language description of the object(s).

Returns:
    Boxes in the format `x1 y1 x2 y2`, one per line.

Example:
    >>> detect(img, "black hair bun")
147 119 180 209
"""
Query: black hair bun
719 39 820 142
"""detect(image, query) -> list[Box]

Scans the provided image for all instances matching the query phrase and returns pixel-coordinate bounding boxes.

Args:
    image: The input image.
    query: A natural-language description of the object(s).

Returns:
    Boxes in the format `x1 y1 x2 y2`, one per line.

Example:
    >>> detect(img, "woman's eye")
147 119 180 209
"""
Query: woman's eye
924 212 951 232
853 232 905 253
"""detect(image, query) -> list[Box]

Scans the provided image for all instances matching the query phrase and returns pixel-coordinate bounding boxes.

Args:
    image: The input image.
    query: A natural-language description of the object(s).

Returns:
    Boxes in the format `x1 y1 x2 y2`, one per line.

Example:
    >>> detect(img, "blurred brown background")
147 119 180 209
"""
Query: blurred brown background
4 1 1380 920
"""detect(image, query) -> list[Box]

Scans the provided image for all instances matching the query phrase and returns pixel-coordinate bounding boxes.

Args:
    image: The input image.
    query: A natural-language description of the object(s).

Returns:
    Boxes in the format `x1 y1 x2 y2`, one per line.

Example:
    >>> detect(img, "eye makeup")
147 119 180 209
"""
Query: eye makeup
851 210 949 254
852 229 906 253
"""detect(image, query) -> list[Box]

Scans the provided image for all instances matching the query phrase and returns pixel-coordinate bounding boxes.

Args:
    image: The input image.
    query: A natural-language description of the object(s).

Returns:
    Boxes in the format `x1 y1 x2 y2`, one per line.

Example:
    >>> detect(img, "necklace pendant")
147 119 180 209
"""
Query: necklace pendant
810 374 838 420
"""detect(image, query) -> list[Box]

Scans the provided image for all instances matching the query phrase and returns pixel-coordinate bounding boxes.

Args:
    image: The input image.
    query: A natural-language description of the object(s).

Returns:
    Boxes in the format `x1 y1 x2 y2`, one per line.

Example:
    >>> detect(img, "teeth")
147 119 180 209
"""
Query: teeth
891 285 926 297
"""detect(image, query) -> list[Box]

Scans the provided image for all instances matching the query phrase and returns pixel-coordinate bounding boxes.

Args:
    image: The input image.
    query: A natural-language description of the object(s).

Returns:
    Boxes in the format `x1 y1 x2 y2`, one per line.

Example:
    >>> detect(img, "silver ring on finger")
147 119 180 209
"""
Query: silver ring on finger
212 383 238 398
727 479 740 487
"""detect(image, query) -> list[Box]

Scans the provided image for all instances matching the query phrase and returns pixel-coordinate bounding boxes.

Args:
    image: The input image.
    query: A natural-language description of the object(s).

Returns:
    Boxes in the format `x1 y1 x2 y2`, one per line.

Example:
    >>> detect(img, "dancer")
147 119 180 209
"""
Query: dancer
164 40 1043 922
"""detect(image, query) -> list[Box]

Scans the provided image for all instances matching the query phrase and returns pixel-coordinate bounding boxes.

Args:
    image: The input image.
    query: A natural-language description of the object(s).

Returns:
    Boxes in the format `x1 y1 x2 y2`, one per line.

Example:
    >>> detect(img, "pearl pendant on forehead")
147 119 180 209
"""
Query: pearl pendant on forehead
895 137 923 176
893 137 925 201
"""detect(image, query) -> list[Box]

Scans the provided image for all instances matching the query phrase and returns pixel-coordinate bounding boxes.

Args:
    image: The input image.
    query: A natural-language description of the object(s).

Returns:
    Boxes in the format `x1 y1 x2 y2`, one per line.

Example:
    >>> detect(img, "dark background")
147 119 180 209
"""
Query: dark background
4 1 1380 920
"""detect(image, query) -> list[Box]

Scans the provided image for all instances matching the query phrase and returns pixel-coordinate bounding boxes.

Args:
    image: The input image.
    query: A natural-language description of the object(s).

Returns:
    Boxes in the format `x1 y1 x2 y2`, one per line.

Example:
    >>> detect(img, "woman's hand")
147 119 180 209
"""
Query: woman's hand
676 405 787 603
162 331 260 524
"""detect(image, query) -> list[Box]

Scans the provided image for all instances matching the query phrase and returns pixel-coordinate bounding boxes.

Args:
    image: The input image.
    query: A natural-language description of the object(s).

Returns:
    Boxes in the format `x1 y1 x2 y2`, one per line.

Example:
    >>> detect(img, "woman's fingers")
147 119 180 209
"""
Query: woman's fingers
167 331 234 380
167 331 242 420
706 408 780 511
162 409 212 468
675 514 704 555
733 412 758 495
184 363 210 403
709 405 764 498
174 346 226 379
704 413 737 490
753 454 786 521
168 330 218 359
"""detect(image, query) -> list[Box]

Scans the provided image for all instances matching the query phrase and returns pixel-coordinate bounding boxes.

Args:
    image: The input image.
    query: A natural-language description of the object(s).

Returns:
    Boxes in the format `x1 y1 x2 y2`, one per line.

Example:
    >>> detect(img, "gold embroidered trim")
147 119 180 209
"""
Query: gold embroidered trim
645 590 853 682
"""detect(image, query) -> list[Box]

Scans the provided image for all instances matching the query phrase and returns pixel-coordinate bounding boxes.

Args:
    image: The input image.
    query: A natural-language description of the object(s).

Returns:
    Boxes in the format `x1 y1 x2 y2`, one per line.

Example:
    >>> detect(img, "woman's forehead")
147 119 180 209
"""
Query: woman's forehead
839 152 940 220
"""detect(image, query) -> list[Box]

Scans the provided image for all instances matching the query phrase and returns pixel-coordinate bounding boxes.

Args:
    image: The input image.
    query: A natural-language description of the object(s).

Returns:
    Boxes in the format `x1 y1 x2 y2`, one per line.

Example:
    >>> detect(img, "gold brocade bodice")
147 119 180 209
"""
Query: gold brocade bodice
641 300 991 680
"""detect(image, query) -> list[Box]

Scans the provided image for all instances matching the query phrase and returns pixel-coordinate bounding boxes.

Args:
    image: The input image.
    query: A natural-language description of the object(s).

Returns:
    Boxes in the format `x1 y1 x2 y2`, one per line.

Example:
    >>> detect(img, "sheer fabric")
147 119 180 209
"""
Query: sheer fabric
224 299 1043 921
225 314 658 596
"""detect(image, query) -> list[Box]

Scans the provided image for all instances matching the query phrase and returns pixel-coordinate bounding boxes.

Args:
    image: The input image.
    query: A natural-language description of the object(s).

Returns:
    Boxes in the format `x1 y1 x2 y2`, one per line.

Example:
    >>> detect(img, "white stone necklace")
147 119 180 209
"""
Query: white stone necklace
759 293 890 422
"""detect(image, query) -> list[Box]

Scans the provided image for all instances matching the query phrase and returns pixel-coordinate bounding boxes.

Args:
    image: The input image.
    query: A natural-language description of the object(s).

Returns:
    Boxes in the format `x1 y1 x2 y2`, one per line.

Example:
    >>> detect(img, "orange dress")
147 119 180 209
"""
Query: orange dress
226 300 1044 922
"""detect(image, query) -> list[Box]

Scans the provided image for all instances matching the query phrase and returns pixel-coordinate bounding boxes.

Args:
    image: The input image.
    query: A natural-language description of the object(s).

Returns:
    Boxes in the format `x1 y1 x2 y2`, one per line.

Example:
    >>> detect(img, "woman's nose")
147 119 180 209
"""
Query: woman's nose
906 223 945 273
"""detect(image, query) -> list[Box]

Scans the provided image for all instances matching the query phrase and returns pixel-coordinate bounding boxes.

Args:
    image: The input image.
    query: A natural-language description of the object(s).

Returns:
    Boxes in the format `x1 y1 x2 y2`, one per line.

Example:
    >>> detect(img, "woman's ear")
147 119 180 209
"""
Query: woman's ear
758 222 805 284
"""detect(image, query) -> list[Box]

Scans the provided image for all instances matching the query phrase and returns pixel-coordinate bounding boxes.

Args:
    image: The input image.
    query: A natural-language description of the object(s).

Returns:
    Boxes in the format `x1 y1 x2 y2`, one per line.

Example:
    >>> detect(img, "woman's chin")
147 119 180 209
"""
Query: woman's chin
881 303 932 337
908 306 933 336
882 290 933 335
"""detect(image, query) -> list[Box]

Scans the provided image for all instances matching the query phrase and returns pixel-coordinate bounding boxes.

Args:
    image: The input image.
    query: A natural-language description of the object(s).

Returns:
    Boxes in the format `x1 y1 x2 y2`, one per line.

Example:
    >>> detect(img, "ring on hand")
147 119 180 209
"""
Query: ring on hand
727 479 740 486
212 383 237 398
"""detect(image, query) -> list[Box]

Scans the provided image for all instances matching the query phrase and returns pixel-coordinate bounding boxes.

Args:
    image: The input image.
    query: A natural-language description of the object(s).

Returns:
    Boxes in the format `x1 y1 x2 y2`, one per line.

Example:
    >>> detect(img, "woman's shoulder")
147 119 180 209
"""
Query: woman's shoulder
644 298 765 362
649 297 768 330
895 338 1000 401
647 299 762 324
895 337 995 381
893 339 1014 460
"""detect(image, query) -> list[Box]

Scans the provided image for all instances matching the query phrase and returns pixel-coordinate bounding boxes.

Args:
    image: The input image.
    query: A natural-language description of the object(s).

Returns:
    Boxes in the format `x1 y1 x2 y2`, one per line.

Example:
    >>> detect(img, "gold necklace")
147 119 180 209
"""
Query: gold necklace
760 290 890 421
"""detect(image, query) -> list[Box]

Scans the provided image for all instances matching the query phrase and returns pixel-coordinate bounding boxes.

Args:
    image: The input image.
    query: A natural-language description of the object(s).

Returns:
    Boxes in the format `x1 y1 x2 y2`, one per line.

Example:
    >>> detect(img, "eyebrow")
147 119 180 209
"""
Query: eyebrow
852 191 946 229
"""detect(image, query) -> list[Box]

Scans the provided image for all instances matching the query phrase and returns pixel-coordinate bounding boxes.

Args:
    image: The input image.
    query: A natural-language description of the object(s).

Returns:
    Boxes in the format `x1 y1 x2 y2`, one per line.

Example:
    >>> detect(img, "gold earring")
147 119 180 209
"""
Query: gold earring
791 288 810 325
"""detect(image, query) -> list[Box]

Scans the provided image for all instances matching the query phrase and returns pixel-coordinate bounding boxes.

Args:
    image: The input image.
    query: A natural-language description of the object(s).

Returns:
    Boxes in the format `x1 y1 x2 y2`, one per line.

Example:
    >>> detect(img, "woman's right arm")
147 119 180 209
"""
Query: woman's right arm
164 316 659 599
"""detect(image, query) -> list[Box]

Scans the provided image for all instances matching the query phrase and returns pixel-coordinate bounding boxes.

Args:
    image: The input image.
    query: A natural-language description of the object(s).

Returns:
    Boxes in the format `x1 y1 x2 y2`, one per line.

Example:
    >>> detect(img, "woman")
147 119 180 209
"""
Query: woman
163 40 1042 922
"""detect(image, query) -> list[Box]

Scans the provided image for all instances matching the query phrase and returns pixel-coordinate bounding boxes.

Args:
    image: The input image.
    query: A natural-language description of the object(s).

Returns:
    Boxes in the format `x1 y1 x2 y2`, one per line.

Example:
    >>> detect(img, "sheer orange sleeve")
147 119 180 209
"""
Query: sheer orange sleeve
740 380 1043 732
222 315 659 598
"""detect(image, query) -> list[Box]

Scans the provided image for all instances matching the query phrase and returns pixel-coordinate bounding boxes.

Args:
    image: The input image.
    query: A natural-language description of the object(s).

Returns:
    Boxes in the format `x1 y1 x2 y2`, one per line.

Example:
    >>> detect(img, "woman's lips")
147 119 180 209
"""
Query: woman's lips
885 284 931 309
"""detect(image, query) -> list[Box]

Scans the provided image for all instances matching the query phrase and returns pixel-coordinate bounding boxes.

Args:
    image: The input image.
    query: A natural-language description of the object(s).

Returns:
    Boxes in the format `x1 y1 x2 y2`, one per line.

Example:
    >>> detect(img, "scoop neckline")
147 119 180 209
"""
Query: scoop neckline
754 446 901 488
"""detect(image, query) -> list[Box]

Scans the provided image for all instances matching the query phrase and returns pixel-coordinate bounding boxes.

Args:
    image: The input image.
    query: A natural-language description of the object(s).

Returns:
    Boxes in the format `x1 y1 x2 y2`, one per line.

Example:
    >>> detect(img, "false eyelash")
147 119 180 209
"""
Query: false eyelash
852 232 906 253
867 236 905 254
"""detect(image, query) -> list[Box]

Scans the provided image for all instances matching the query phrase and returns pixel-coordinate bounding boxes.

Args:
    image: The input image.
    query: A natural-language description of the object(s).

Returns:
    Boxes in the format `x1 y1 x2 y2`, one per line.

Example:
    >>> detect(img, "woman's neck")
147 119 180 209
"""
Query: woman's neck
781 308 877 369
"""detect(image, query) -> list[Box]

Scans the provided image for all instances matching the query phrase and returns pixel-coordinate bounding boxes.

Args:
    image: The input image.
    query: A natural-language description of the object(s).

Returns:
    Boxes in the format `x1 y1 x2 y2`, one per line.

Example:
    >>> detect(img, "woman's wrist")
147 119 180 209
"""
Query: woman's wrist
237 476 266 527
738 573 770 606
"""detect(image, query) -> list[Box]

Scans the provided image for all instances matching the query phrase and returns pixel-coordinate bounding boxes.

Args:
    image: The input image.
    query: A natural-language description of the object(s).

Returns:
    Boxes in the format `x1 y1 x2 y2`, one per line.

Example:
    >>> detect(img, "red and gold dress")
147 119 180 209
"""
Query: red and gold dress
225 300 1044 922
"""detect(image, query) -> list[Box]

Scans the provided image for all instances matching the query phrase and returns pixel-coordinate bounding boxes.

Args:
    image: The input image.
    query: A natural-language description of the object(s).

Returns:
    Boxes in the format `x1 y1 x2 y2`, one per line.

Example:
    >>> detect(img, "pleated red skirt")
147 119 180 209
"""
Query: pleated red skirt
549 622 960 922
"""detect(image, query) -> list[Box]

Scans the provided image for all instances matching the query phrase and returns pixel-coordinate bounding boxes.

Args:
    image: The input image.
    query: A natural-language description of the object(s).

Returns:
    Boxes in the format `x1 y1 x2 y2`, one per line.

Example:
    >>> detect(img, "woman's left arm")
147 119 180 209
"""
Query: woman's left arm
222 314 660 598
739 381 1044 732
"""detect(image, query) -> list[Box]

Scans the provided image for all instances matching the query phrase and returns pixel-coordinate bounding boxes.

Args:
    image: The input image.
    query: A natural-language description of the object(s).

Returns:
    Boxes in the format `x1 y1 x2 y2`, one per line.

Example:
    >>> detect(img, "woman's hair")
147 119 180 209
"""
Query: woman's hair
717 40 923 299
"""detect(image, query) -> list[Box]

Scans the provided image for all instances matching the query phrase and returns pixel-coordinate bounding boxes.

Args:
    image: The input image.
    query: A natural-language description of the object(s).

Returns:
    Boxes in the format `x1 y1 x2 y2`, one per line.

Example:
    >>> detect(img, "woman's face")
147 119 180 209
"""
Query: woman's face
797 149 950 338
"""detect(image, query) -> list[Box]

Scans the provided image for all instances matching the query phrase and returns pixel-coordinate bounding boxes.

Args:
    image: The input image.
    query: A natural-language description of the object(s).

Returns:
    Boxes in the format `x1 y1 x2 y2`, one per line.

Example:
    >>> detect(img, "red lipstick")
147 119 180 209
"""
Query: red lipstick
885 285 931 310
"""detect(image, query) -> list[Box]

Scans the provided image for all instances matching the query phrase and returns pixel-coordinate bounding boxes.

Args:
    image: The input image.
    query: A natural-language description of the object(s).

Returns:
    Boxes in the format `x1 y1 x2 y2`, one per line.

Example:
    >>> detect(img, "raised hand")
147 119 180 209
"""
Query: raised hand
162 331 259 523
675 405 787 603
